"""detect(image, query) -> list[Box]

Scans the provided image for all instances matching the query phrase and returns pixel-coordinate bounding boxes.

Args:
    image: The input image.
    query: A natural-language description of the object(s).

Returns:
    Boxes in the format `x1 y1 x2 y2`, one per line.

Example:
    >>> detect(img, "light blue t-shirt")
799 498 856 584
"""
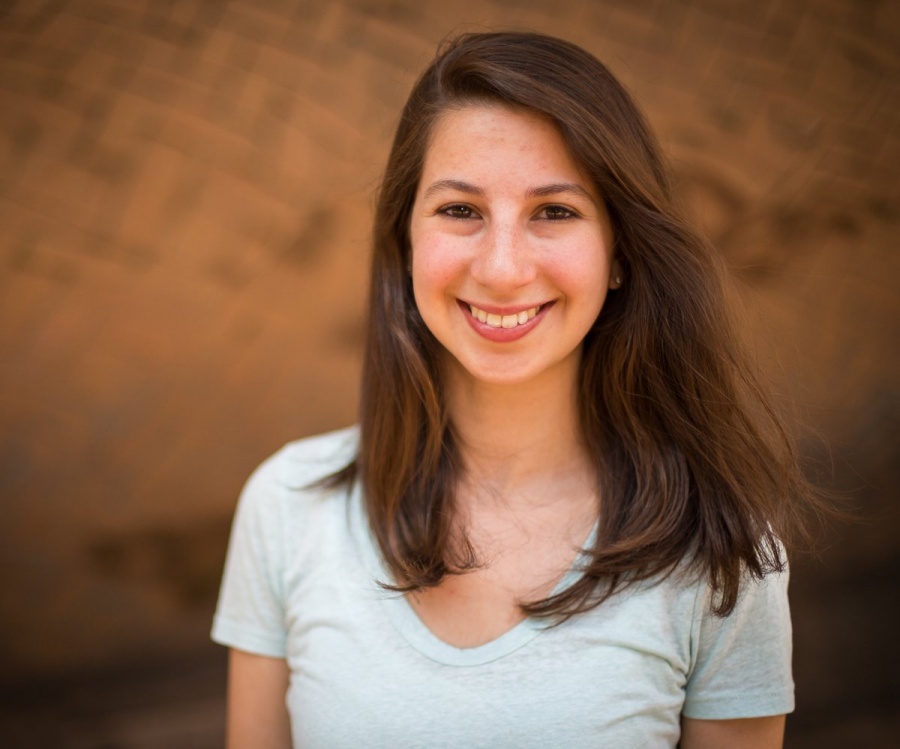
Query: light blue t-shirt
212 426 794 748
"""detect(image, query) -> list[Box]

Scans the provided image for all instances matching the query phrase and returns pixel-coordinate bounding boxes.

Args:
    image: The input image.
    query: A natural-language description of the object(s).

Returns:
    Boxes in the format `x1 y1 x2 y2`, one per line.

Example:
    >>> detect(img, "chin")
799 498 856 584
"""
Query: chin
451 356 572 390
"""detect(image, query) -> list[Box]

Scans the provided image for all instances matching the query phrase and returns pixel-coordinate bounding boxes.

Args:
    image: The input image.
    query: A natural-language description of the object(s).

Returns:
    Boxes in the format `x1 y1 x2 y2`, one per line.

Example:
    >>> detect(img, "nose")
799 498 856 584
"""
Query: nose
469 219 536 291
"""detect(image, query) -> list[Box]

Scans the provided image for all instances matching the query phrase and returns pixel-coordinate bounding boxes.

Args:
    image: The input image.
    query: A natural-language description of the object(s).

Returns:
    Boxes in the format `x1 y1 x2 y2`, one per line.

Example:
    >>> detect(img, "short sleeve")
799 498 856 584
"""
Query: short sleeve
682 565 794 719
211 451 289 658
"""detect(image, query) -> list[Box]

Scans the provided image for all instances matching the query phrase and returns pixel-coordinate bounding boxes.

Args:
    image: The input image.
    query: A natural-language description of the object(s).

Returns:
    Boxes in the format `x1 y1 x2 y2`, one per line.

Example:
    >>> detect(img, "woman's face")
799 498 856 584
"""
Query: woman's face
409 104 620 390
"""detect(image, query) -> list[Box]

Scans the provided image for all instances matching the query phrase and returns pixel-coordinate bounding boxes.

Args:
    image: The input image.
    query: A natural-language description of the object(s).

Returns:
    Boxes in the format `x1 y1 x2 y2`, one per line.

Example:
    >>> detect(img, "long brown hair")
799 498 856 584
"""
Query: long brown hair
330 31 820 617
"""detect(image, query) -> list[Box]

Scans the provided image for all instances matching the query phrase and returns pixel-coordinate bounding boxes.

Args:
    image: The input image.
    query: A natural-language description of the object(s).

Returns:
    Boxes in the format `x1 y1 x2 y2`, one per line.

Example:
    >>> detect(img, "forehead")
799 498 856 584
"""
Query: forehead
421 104 584 177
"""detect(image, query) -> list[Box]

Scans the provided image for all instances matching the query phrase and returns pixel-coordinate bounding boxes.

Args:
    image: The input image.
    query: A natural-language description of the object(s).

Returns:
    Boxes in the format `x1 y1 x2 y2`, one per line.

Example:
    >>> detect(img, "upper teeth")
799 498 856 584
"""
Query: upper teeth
468 304 540 328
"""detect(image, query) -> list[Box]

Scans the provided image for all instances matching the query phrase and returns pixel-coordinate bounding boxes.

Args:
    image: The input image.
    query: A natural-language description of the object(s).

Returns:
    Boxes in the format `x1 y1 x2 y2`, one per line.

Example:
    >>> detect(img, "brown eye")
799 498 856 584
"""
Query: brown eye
540 205 576 221
440 204 477 219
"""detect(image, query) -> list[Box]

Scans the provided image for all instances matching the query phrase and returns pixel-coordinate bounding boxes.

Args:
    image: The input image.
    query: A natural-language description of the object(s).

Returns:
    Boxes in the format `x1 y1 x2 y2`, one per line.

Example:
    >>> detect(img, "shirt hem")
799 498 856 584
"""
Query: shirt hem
682 690 795 719
211 616 287 659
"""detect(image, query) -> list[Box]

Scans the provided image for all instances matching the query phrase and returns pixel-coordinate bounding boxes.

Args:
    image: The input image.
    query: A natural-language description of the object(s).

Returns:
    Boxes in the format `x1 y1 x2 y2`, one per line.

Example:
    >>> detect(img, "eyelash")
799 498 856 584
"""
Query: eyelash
438 204 477 220
436 204 579 221
539 205 577 221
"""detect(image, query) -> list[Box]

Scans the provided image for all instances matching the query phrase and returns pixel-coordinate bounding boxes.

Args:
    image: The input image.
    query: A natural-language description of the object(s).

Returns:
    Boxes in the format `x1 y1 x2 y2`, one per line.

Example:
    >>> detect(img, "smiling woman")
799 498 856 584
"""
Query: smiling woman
212 31 822 749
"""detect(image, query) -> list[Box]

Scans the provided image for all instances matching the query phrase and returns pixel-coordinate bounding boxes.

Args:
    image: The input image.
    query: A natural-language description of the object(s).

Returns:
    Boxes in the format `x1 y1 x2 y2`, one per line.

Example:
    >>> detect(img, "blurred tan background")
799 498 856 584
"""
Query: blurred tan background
0 0 897 746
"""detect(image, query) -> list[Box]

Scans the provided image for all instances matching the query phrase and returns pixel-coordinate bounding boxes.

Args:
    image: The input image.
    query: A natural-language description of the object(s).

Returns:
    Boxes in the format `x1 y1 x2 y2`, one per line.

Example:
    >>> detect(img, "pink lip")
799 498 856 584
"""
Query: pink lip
458 300 553 343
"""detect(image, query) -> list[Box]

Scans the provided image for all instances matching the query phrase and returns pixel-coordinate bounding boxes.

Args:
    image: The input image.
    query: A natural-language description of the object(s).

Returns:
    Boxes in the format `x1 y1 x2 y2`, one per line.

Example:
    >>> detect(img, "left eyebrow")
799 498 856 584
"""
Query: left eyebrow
421 179 485 201
527 183 596 203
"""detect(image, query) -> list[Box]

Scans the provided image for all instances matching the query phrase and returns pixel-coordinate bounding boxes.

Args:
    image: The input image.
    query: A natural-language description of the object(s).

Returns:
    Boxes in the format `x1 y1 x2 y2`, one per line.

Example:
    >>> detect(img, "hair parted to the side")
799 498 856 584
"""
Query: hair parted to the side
327 31 822 617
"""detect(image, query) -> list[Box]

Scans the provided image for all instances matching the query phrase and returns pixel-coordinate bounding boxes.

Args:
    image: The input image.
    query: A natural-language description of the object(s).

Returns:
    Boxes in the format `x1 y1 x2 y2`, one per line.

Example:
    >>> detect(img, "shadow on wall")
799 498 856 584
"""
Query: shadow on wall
88 518 233 610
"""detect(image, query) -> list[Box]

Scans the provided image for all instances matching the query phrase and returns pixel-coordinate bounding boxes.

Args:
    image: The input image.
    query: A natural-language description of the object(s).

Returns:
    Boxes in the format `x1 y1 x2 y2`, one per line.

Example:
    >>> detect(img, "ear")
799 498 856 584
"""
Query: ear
608 259 625 289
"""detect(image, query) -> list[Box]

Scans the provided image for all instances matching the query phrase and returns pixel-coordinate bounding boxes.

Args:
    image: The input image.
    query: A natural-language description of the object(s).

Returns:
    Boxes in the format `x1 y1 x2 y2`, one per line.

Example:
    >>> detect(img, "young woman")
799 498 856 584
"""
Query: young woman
213 31 818 748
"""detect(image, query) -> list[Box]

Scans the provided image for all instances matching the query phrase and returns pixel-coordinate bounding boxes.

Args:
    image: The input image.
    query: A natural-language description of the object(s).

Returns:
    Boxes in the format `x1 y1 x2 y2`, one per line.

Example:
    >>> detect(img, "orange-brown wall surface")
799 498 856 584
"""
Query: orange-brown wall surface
1 0 897 746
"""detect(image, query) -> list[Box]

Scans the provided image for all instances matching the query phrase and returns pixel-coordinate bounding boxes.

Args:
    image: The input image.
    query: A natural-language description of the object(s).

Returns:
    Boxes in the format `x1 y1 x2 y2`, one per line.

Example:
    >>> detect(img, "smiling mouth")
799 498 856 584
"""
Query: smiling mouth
467 303 543 329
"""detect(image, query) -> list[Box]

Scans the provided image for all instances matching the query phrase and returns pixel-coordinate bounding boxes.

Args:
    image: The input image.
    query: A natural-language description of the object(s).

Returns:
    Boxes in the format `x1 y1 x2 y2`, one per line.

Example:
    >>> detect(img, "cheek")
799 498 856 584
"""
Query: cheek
411 233 466 297
546 240 611 297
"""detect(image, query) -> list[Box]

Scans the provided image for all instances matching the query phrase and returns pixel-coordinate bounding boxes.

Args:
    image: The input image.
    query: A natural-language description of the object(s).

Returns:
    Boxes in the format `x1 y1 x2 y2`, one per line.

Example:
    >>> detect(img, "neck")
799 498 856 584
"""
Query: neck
445 358 593 507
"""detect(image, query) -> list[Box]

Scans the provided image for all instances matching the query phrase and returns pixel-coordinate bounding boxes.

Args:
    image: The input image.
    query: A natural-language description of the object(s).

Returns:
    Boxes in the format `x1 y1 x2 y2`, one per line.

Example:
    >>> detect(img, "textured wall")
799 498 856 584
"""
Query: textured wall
0 0 897 745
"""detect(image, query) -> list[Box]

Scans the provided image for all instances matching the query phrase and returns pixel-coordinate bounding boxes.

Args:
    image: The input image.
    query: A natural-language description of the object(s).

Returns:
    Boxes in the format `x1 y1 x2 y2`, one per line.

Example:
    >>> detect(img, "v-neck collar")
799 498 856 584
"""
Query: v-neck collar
349 479 598 667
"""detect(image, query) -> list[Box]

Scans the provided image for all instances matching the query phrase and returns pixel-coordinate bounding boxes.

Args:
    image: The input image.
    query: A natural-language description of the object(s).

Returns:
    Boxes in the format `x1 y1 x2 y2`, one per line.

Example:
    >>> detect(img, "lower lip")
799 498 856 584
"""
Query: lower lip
459 301 552 342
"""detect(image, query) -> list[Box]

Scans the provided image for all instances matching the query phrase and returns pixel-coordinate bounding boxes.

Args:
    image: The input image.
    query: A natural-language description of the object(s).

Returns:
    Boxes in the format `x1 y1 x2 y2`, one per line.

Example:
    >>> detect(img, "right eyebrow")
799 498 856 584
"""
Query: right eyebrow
421 179 485 201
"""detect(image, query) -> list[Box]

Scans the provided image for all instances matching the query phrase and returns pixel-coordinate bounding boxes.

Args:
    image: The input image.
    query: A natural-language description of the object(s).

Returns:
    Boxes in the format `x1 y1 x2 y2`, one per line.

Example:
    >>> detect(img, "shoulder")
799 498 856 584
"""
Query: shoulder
683 564 794 719
231 425 359 541
221 425 361 586
246 425 359 495
212 426 359 657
